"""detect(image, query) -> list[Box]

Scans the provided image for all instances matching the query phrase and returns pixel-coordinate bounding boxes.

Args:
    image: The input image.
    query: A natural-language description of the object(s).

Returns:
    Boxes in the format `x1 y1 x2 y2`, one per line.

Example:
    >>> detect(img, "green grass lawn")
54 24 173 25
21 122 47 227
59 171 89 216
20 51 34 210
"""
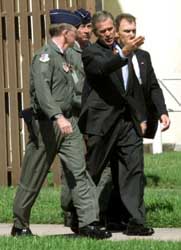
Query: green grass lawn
0 152 181 249
0 152 181 226
144 151 181 188
144 152 181 227
0 237 180 250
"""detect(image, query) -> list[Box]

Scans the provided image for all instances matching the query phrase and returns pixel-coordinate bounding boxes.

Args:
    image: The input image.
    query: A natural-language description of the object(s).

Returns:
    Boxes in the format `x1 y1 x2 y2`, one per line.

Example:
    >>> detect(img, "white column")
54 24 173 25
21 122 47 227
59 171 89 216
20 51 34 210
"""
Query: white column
152 122 163 154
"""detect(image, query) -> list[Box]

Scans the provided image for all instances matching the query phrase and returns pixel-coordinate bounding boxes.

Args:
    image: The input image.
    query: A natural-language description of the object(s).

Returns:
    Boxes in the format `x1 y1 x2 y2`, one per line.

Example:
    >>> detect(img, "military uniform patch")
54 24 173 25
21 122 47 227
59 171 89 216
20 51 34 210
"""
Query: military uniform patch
62 62 70 72
39 53 50 62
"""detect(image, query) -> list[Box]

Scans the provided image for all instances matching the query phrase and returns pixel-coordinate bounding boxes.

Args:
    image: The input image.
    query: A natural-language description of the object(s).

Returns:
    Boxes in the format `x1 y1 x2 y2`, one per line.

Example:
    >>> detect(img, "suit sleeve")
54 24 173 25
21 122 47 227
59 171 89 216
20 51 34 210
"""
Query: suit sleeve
82 46 128 76
146 52 168 117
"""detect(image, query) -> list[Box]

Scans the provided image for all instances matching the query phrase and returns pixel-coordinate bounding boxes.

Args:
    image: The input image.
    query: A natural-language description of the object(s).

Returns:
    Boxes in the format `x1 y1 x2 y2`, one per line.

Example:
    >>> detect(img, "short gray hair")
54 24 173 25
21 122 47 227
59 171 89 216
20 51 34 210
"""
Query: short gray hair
49 23 76 37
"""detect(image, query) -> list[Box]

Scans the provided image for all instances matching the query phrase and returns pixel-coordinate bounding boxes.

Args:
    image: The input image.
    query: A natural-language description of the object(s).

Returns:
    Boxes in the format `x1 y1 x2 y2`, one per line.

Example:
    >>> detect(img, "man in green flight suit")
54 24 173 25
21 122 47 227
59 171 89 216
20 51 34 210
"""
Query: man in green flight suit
67 8 92 118
11 9 111 240
61 9 113 231
60 8 93 228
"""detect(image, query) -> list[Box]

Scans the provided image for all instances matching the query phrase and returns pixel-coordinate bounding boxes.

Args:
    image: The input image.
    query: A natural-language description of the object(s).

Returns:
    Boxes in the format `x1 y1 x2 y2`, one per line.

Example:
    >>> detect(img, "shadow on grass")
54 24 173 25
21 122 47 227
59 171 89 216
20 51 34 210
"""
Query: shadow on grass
146 200 173 213
144 175 161 187
41 233 77 238
41 233 94 240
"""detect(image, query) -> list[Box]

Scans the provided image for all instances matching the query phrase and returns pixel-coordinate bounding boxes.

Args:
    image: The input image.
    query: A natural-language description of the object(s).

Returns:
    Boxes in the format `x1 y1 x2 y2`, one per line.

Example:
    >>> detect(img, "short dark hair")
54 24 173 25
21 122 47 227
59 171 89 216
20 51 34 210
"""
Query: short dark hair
92 11 114 35
115 13 136 31
49 23 75 37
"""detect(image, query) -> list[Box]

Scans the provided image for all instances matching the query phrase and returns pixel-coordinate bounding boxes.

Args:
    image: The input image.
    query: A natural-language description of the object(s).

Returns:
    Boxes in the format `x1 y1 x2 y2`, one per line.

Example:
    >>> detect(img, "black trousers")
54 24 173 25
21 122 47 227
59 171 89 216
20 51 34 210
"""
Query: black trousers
86 117 145 225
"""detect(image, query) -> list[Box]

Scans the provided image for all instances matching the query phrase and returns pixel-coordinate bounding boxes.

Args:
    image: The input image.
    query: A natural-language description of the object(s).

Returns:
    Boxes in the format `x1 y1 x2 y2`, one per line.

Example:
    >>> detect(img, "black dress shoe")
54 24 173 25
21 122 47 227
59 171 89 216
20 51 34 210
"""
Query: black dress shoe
123 224 154 236
70 224 79 234
79 222 112 239
68 211 79 234
106 221 127 232
11 226 33 236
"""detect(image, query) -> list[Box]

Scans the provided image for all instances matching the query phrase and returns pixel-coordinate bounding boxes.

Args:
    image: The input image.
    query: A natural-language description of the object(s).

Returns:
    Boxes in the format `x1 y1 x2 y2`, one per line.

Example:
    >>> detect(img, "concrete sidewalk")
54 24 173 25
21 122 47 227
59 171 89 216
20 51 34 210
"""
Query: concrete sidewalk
0 224 181 241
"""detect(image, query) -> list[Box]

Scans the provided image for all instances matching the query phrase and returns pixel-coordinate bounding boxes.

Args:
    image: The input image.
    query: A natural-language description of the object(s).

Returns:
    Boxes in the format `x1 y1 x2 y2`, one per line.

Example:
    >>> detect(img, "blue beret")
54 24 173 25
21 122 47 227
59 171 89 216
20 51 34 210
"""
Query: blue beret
74 8 91 24
49 9 82 27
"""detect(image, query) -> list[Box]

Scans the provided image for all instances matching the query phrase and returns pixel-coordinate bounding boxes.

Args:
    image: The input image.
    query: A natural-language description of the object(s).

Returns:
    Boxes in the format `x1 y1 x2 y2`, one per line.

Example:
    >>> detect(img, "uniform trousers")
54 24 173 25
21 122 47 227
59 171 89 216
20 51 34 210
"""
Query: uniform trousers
13 117 98 229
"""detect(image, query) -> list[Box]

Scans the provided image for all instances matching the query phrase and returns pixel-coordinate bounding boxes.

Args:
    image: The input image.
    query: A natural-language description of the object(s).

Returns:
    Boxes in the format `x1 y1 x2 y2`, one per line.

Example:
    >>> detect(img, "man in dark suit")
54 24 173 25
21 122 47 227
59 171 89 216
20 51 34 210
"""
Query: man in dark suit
105 13 170 234
115 13 170 138
79 10 154 235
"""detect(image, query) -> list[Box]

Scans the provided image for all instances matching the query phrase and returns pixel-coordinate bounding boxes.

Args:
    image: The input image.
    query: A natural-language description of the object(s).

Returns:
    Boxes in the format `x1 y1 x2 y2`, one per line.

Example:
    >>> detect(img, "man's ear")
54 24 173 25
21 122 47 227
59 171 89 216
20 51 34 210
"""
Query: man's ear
62 29 68 36
115 32 119 40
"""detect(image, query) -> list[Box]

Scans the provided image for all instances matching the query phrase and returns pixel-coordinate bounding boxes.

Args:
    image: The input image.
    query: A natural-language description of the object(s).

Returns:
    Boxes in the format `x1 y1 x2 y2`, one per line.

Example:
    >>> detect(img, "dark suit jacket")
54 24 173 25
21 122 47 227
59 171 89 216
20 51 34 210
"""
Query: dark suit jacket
78 40 147 137
134 49 168 138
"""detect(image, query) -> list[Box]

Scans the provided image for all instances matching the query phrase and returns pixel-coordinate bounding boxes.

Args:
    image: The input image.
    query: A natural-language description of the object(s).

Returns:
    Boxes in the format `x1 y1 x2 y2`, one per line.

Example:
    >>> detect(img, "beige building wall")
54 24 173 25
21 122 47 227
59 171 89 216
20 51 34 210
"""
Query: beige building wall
102 0 181 148
103 0 122 16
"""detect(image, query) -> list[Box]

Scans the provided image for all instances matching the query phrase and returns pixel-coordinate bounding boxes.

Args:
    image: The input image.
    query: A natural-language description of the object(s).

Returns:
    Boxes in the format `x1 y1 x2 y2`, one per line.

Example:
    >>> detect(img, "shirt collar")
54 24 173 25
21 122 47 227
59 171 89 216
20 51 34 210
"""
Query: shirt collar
50 39 64 54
